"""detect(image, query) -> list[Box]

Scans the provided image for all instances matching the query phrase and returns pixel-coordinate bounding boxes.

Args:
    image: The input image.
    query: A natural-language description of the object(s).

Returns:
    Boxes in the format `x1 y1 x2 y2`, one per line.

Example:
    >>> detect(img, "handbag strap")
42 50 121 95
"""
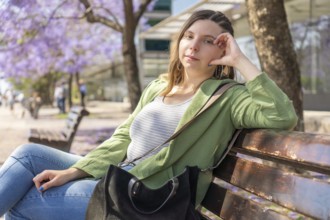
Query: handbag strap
201 128 242 172
120 82 240 166
128 176 179 214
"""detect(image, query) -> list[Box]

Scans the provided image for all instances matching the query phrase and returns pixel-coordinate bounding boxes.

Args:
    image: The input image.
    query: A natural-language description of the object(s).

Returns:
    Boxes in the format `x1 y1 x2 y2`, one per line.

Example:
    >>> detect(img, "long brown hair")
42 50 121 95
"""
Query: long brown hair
161 10 235 96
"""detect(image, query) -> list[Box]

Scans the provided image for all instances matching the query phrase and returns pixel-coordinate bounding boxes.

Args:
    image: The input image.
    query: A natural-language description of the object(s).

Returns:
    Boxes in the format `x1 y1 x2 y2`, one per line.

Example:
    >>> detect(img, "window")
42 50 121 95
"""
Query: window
153 0 171 11
145 40 170 51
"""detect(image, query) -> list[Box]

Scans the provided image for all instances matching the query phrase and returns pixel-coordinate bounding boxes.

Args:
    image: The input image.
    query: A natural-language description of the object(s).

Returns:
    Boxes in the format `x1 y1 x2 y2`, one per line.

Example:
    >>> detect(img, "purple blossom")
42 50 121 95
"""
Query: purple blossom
0 0 152 78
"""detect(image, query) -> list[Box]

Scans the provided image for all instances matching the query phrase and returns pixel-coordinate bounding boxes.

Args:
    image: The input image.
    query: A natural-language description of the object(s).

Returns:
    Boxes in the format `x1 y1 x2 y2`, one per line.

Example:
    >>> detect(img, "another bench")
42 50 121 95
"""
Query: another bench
28 106 89 152
200 129 330 220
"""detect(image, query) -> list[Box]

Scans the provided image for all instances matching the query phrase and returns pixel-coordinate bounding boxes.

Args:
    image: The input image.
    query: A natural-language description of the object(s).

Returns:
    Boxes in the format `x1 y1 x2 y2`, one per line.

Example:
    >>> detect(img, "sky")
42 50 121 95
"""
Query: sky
172 0 198 15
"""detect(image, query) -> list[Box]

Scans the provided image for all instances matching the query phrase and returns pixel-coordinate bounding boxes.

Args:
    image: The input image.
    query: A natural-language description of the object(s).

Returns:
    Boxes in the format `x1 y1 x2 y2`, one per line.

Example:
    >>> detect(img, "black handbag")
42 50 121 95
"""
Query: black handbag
86 165 201 220
86 82 241 220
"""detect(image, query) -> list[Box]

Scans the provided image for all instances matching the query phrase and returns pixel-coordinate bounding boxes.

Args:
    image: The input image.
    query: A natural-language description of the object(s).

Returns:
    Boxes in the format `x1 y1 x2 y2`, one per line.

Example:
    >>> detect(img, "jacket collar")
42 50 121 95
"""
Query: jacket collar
175 78 223 131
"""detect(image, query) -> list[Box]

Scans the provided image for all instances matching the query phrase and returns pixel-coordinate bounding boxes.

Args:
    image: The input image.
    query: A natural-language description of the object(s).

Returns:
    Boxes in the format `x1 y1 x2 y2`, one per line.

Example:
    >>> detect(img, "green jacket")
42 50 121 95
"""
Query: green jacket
72 73 298 205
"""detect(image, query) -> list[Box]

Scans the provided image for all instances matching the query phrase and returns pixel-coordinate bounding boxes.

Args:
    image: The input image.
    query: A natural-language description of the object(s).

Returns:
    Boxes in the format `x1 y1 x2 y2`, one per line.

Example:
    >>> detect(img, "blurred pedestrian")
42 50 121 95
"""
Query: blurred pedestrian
28 91 42 119
4 88 15 113
54 82 67 114
79 79 87 107
17 92 27 119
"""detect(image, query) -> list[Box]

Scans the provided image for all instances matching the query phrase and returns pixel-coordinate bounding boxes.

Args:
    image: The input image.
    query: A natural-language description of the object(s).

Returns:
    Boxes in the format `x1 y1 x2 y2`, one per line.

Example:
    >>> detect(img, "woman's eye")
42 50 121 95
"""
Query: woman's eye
183 33 193 39
204 39 214 44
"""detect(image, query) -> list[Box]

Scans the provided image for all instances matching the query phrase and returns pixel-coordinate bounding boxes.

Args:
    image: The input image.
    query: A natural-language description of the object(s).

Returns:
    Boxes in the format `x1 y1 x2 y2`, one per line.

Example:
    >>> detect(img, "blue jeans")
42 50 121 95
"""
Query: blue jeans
57 98 66 113
0 144 98 220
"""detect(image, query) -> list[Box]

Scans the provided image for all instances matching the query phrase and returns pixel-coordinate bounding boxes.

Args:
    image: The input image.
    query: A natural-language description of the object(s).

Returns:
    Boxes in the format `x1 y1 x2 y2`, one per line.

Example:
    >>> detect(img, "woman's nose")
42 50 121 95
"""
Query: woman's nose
190 39 199 51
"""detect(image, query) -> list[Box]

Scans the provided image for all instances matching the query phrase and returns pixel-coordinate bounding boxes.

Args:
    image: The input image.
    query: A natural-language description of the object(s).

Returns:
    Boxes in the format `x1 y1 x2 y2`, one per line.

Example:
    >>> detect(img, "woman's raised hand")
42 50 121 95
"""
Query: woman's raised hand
209 33 261 81
209 33 244 68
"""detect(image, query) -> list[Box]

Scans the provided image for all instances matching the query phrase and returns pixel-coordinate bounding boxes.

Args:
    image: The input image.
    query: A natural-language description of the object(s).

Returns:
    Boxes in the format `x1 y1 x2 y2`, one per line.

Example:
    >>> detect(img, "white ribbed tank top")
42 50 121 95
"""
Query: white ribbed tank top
126 96 192 164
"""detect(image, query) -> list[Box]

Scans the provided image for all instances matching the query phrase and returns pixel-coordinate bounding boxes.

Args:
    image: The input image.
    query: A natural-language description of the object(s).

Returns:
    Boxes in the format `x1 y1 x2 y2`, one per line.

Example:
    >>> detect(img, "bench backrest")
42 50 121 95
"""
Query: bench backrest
201 129 330 219
61 106 89 144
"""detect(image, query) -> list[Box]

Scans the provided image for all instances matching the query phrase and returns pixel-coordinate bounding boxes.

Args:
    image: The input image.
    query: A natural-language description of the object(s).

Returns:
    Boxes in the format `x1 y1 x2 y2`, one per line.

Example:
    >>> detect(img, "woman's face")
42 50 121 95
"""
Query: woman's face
179 19 225 74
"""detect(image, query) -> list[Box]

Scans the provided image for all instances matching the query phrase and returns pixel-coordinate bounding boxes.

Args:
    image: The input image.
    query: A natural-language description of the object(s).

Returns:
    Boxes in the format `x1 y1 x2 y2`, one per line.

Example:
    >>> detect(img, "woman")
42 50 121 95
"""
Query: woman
0 10 297 219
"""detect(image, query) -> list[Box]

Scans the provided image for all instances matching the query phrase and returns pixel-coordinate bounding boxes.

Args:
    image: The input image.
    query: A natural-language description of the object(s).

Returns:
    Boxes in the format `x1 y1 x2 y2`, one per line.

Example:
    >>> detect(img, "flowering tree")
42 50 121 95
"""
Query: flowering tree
0 0 154 110
78 0 154 110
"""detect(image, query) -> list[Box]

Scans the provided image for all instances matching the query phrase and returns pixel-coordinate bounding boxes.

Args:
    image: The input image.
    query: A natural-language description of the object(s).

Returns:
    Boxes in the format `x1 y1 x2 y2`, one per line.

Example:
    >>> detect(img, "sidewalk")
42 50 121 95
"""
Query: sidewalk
0 101 130 165
304 111 330 134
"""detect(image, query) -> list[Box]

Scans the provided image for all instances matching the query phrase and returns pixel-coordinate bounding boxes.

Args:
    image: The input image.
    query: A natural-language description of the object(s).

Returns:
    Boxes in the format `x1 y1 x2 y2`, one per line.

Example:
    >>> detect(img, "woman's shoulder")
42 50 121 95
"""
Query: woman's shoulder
140 75 168 101
144 77 167 91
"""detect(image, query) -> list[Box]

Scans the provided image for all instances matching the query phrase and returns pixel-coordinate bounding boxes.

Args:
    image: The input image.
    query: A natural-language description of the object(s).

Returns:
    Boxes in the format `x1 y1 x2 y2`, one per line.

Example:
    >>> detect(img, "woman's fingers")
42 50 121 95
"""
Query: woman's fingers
209 33 245 67
38 177 58 192
33 170 61 192
214 33 229 47
32 168 86 192
33 171 50 190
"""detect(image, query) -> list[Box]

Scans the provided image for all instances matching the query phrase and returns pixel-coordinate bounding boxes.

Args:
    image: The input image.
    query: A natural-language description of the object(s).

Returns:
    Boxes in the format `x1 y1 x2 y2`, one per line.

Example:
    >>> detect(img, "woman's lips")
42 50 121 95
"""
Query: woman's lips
185 55 199 61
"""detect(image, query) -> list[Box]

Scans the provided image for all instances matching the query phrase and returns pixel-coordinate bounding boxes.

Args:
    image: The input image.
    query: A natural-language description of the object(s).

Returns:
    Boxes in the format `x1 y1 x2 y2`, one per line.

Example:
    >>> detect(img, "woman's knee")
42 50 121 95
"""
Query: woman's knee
10 143 81 171
11 143 48 158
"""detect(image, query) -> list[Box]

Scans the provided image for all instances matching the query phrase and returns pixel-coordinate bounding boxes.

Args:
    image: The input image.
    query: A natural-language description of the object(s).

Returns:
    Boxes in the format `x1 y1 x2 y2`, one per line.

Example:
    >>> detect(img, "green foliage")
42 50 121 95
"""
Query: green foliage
9 72 64 105
55 113 68 119
71 83 80 105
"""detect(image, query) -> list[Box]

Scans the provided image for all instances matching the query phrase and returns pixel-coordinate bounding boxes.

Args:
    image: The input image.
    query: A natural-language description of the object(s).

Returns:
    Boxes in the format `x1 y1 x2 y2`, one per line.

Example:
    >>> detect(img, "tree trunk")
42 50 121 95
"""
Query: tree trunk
79 0 154 111
68 74 73 108
245 0 304 131
74 72 85 107
122 2 142 112
122 34 142 112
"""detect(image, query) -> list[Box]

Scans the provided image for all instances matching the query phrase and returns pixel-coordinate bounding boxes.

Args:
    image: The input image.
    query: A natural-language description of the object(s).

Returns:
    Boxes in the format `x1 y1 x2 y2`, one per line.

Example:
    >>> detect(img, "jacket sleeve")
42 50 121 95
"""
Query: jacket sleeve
71 79 163 178
230 73 298 130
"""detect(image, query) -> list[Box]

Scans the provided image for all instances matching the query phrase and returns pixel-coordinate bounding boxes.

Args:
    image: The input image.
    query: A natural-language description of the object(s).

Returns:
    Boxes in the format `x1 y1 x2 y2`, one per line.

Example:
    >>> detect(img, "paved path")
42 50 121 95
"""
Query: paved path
304 111 330 134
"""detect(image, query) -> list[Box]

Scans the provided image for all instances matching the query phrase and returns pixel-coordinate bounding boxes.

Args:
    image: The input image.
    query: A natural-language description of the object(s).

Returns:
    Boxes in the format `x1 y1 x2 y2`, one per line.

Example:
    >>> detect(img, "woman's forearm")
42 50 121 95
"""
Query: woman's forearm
67 167 91 180
234 55 262 82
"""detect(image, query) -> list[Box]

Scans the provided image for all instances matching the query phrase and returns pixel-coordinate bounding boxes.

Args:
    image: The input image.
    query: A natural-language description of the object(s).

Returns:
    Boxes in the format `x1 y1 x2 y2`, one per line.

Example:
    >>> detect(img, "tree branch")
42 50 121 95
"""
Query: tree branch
96 6 122 29
79 0 123 32
52 14 86 20
135 0 153 22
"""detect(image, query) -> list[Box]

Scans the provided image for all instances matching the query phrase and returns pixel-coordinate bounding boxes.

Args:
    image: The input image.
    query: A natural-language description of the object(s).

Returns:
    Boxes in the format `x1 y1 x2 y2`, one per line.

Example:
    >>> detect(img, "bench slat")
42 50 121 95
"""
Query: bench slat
202 179 311 220
65 119 79 130
235 129 330 171
45 130 65 141
66 112 79 123
39 129 51 141
29 129 57 143
212 154 330 219
62 128 74 139
70 106 89 116
29 128 40 139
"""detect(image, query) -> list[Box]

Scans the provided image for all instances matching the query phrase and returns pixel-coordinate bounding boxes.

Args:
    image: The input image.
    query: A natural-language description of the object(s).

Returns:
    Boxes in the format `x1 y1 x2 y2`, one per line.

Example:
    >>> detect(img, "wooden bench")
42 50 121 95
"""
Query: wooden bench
200 129 330 220
28 106 89 152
